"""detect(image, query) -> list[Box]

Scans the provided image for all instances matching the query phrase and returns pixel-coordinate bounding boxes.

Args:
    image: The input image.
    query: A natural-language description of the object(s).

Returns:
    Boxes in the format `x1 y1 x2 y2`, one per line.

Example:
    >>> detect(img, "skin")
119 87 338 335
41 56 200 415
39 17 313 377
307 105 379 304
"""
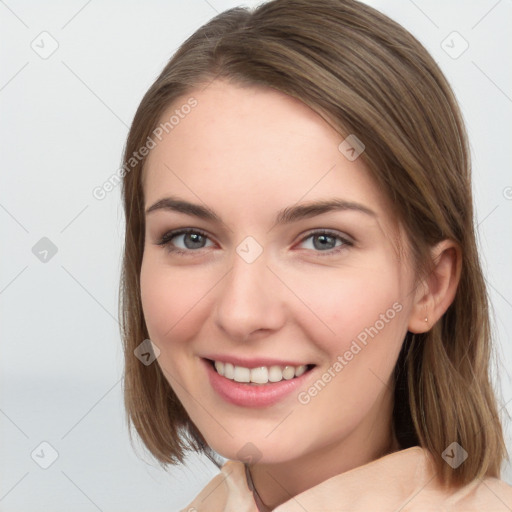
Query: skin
140 79 461 509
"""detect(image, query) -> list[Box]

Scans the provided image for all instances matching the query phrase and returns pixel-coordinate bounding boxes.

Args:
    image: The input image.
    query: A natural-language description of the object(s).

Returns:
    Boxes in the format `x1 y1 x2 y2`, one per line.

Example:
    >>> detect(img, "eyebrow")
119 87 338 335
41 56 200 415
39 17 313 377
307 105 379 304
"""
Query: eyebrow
145 196 377 227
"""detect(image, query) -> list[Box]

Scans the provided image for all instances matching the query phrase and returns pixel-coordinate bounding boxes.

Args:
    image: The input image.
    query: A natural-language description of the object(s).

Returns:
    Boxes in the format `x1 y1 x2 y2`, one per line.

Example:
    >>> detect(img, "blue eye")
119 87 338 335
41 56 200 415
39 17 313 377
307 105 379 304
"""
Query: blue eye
298 230 353 255
155 228 352 256
156 229 213 254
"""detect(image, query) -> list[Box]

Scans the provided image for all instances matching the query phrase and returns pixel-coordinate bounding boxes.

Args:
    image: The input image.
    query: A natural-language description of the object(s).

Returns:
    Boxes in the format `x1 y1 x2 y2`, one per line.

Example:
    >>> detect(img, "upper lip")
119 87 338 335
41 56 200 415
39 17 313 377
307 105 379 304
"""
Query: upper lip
202 354 314 369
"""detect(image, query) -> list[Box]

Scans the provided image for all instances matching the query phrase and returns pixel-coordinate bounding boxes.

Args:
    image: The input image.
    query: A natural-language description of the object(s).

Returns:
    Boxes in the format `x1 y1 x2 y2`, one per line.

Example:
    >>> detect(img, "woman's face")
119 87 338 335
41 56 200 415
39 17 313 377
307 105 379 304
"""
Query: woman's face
140 79 420 467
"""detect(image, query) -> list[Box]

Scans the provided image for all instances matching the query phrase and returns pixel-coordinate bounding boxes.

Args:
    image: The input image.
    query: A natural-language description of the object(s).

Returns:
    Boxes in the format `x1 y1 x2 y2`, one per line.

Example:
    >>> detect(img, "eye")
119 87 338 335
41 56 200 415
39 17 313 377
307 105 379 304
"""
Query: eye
297 229 353 255
155 228 214 254
155 228 353 256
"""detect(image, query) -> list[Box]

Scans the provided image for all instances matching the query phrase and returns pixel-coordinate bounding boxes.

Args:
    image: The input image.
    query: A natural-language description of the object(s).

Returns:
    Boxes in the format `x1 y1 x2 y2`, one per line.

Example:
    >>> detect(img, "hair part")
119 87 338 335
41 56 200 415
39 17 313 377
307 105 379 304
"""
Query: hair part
120 0 506 485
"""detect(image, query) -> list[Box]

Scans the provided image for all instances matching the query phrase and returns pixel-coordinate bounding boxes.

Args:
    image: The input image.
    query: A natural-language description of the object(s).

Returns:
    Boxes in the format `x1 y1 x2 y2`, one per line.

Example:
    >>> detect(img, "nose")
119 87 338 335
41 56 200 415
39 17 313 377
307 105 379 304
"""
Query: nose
213 250 286 342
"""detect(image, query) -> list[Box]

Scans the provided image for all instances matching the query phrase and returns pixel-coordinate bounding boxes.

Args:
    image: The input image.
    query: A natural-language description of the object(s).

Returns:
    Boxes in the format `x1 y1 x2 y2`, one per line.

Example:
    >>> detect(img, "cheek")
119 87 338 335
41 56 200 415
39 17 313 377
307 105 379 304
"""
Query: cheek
287 261 407 355
291 265 408 432
140 255 209 347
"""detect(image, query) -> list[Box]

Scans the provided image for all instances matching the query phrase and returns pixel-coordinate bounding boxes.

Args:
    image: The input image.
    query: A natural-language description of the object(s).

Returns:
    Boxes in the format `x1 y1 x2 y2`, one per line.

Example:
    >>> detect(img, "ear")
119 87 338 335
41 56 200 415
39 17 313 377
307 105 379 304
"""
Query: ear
408 239 462 333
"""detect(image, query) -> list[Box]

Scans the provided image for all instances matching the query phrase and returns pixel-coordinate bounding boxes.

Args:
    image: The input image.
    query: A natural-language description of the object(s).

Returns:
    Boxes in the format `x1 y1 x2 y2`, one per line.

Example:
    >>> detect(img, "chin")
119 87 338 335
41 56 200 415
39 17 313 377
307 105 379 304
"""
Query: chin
205 435 302 466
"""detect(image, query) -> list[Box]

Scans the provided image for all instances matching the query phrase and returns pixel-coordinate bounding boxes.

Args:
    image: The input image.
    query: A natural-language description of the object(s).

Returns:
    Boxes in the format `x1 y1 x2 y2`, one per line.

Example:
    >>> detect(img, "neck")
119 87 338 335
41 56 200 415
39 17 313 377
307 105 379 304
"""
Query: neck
248 396 398 510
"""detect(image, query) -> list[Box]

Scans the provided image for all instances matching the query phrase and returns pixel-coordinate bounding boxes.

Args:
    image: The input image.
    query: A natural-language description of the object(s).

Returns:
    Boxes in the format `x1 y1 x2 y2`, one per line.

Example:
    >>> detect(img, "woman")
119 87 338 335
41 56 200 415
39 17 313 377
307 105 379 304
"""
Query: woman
119 0 512 509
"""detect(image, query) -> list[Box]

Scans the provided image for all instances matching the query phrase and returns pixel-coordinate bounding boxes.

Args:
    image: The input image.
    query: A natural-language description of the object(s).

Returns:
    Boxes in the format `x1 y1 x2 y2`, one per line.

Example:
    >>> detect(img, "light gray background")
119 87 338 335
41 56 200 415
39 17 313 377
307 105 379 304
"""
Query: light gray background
1 1 511 510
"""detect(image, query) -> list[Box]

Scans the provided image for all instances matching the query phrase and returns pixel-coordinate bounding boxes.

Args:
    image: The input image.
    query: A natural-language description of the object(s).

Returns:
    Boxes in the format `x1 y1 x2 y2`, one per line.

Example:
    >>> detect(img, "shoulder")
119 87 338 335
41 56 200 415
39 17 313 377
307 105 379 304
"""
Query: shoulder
401 448 512 511
442 475 512 511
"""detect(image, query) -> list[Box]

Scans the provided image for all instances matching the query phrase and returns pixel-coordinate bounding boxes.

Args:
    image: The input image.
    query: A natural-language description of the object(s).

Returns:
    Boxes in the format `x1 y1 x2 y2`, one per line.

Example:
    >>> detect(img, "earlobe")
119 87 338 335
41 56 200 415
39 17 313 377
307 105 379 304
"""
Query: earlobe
408 240 462 333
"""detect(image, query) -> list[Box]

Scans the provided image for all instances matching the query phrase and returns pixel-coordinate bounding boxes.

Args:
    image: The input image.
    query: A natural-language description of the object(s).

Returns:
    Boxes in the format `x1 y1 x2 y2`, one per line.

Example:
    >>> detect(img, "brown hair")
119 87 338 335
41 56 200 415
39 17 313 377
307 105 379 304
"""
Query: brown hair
119 0 506 486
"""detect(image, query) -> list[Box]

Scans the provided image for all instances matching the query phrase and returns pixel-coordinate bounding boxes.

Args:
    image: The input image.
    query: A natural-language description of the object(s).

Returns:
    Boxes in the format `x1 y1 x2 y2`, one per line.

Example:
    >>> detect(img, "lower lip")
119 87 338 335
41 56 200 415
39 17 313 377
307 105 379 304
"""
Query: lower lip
202 358 315 408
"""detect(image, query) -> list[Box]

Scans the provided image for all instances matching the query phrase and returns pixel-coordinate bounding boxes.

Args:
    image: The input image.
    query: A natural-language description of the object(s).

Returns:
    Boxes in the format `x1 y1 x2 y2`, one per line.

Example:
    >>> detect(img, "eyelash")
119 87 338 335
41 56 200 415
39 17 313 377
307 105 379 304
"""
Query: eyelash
155 228 353 257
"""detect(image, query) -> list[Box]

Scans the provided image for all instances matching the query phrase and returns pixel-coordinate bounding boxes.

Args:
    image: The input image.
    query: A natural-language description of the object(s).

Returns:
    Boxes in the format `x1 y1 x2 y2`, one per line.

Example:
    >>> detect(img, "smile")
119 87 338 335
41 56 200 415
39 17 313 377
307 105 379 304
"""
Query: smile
203 358 317 407
211 359 314 384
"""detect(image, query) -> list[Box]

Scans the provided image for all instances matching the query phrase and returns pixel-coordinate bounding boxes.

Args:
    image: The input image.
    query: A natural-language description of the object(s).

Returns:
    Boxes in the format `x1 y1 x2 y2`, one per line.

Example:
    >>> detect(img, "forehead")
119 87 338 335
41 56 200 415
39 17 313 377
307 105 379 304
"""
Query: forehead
142 80 400 240
143 80 341 186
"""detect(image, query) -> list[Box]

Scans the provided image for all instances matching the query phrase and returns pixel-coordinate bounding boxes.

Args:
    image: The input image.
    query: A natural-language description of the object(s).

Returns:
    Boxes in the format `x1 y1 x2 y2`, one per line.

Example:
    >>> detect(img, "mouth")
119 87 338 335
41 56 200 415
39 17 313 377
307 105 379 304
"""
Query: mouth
202 357 318 407
204 358 316 386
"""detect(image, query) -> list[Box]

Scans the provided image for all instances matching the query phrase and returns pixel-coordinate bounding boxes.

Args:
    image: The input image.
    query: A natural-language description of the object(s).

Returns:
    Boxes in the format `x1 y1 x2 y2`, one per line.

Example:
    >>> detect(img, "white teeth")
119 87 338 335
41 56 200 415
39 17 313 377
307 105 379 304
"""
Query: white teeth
233 366 251 383
224 362 235 379
213 360 310 384
214 361 224 374
268 365 283 382
295 365 306 377
250 366 268 384
282 366 295 380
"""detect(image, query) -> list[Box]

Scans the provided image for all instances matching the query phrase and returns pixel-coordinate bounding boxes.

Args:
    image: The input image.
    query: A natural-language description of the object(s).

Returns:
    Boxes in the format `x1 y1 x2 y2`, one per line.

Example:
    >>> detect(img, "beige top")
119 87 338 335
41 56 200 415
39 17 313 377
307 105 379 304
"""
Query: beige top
180 446 512 511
